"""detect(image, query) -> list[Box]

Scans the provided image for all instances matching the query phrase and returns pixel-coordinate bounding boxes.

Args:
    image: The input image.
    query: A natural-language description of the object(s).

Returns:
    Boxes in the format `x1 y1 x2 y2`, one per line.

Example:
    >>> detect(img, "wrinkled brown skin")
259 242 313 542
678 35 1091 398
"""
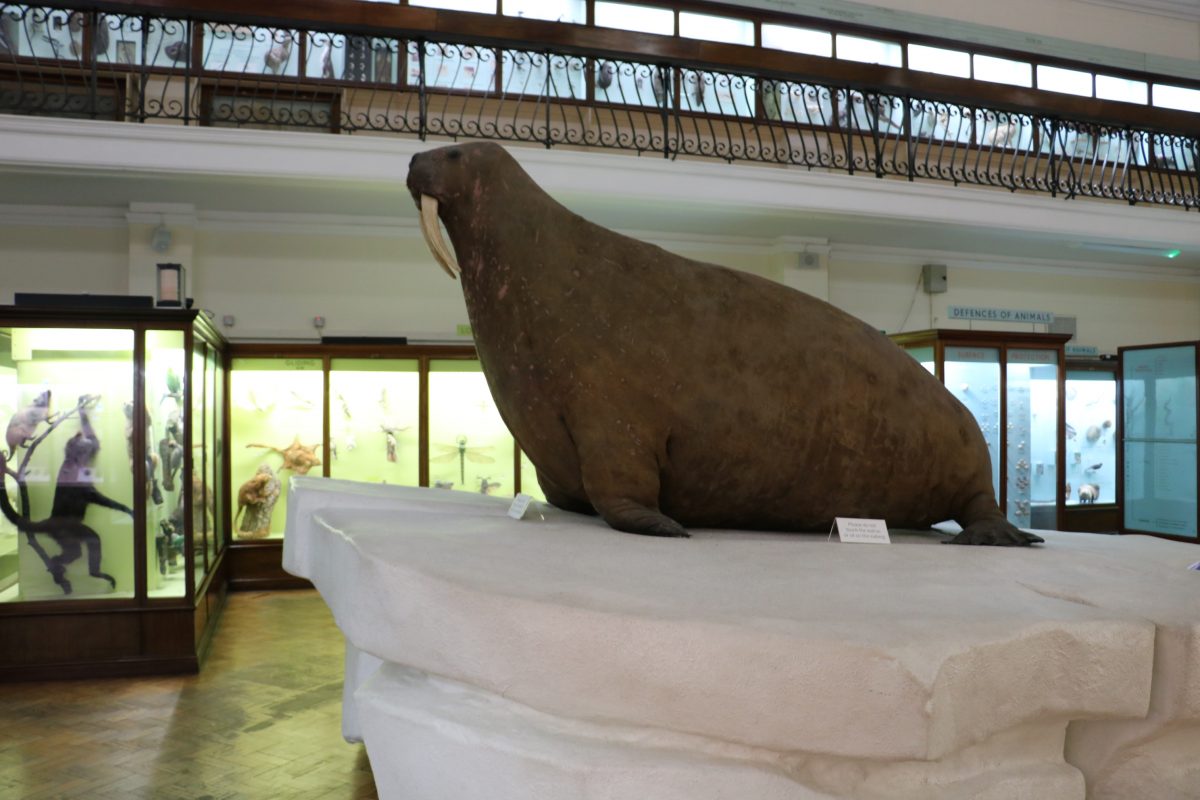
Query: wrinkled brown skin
407 142 1042 546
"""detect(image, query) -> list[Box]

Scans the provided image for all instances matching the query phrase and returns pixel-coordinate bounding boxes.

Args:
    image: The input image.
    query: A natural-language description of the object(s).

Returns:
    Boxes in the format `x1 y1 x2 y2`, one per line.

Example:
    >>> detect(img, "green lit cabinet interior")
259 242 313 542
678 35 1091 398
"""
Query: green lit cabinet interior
891 329 1069 532
0 308 227 679
226 345 546 589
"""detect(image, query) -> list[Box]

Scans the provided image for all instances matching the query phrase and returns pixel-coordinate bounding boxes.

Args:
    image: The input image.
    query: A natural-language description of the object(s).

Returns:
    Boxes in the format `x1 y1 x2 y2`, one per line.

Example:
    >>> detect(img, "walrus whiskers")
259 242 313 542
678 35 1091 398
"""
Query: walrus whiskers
420 194 461 279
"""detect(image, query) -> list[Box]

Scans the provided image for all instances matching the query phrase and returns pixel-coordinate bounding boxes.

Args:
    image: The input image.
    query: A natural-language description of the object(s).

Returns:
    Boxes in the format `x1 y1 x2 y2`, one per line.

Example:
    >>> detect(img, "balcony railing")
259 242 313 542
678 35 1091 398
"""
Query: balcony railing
1 3 1197 211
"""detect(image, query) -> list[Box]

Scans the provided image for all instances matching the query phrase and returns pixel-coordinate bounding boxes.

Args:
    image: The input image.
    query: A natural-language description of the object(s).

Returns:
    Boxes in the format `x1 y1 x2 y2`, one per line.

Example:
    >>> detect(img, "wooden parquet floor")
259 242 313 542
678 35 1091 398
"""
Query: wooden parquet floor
0 591 378 800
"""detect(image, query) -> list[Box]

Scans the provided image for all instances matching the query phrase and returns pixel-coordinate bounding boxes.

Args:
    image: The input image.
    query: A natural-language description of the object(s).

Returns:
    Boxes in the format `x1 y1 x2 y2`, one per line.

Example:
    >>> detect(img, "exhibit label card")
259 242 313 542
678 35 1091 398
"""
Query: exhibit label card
834 517 891 544
508 493 534 520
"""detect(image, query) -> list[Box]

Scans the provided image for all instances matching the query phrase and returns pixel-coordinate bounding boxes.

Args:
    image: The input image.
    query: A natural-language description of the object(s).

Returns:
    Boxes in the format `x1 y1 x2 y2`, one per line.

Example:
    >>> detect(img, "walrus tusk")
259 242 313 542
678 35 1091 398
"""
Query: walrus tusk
419 194 461 279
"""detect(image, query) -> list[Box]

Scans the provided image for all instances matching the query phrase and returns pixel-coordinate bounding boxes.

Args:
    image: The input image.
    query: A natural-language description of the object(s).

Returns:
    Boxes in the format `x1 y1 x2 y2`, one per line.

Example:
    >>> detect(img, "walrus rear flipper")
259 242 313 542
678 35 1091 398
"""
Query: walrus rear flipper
947 517 1044 546
598 497 689 538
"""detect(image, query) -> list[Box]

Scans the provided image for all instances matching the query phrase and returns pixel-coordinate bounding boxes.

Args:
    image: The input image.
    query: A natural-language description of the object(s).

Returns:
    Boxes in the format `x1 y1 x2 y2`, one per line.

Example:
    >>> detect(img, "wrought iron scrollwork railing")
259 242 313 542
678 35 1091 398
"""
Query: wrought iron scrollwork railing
0 3 1197 210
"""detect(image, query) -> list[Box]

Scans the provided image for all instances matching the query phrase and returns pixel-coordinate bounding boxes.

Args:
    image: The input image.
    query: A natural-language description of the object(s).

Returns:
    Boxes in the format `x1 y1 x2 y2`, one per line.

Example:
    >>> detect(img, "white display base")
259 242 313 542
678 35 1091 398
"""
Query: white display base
283 479 1200 800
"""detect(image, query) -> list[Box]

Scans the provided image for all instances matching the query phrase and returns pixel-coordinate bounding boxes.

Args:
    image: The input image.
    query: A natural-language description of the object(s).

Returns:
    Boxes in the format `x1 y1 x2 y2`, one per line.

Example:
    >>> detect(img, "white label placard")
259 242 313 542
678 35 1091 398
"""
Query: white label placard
834 517 891 544
508 493 534 520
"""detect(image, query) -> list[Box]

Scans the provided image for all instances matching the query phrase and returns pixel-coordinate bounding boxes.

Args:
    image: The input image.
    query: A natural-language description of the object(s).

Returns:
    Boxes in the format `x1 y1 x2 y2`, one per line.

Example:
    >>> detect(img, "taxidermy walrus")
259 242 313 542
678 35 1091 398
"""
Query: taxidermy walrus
407 142 1042 546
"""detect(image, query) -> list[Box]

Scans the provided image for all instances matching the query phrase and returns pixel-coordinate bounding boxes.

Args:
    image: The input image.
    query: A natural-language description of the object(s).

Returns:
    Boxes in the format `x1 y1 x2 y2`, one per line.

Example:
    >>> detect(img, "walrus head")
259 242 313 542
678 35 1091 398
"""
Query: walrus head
407 142 523 281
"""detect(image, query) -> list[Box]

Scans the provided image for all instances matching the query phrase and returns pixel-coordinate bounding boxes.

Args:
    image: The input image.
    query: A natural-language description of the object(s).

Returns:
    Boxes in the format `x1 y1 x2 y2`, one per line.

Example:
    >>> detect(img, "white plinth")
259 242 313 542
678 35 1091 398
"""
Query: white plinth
283 478 1200 800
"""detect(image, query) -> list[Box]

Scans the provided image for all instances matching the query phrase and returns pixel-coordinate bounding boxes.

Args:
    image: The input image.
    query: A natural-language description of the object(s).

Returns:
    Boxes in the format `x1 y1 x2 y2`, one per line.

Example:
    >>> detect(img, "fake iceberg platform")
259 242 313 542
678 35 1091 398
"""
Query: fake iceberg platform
283 478 1200 800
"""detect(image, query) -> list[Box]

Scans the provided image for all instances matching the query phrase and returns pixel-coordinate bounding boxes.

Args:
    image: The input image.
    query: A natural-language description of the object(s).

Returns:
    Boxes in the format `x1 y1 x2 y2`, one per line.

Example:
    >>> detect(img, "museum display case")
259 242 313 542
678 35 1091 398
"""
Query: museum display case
891 330 1069 530
227 343 536 588
1120 342 1198 542
1062 358 1120 532
0 306 227 679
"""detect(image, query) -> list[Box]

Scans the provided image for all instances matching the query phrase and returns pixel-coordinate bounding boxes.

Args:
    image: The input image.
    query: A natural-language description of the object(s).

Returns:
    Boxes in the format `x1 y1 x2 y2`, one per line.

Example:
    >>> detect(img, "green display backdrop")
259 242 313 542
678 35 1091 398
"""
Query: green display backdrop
329 359 420 487
7 328 136 601
229 358 324 540
428 360 514 496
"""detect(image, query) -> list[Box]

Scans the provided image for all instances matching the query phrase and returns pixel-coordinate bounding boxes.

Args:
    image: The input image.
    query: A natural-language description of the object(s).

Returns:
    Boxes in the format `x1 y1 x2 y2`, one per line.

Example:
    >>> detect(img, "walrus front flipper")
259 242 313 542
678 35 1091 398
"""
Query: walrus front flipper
576 438 689 538
947 517 1044 547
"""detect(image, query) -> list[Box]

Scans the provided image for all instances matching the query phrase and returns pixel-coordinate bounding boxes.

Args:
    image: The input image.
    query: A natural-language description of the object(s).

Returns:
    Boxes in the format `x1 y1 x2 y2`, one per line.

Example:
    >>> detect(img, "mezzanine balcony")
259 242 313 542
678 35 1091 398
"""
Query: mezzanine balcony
0 0 1197 212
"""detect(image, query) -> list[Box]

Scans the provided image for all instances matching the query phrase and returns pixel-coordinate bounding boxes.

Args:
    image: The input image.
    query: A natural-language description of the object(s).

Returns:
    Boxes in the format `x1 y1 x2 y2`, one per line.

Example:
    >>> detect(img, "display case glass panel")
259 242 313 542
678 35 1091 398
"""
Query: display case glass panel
943 346 1001 499
0 327 135 601
1123 345 1197 538
328 359 420 487
204 344 219 568
146 329 187 597
190 341 207 588
230 358 324 540
1006 349 1058 528
906 345 935 375
1065 370 1117 508
427 360 514 496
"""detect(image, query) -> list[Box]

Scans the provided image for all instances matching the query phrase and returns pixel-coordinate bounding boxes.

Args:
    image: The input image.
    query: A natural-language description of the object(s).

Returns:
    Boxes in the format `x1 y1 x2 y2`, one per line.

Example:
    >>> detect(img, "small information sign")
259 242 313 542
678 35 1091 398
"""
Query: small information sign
832 517 891 544
1065 345 1100 357
508 493 534 520
947 306 1054 324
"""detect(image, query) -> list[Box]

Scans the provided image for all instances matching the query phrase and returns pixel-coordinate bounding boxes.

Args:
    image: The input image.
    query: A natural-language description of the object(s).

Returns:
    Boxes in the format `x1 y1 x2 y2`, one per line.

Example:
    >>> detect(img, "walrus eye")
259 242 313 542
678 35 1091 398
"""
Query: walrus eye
446 148 462 161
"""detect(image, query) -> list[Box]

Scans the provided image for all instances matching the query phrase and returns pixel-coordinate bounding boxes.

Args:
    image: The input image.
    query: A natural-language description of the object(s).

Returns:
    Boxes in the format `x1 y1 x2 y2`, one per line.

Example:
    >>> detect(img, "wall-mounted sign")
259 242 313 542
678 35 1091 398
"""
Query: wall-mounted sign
948 306 1055 324
1066 345 1100 357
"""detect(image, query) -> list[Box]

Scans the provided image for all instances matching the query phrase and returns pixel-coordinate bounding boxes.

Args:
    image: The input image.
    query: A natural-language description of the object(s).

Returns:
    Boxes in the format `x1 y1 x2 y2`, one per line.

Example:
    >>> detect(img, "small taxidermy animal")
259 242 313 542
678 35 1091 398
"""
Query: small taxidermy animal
123 402 164 505
247 437 321 475
235 464 281 539
0 401 134 595
6 389 53 455
1078 483 1100 504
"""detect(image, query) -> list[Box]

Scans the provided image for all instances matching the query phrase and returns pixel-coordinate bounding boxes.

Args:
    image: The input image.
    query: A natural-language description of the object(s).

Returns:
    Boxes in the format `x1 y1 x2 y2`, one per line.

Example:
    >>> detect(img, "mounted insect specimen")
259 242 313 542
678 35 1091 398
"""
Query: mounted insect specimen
380 425 410 463
430 434 494 485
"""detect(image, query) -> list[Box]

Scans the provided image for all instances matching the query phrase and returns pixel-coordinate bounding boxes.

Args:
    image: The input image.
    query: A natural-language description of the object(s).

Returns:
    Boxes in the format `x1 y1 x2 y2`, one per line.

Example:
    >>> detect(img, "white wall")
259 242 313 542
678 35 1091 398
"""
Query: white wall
831 257 1200 352
0 225 128 302
2 220 1194 354
193 229 470 341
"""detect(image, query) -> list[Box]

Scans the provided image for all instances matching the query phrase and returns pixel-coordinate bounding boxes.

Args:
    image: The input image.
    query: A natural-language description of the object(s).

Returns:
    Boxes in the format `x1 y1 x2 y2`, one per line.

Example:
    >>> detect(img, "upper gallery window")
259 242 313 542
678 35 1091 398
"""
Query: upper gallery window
678 12 753 46
974 54 1033 88
1096 75 1148 104
836 34 902 67
1153 84 1200 112
907 43 970 78
1037 65 1092 96
409 0 497 10
502 0 586 23
761 24 832 57
593 2 674 35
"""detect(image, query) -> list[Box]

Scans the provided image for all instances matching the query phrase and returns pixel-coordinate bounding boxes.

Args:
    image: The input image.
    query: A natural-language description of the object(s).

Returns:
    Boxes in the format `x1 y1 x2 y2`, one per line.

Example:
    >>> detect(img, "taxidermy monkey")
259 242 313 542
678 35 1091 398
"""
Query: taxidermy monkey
5 389 53 455
0 400 134 595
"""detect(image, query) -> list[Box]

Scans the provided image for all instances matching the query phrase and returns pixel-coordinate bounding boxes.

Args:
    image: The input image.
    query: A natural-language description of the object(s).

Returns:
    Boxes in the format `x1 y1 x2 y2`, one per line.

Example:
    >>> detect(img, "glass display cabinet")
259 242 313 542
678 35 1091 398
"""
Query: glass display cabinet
0 306 227 679
1062 358 1120 532
227 343 539 588
891 330 1069 531
1119 342 1198 542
